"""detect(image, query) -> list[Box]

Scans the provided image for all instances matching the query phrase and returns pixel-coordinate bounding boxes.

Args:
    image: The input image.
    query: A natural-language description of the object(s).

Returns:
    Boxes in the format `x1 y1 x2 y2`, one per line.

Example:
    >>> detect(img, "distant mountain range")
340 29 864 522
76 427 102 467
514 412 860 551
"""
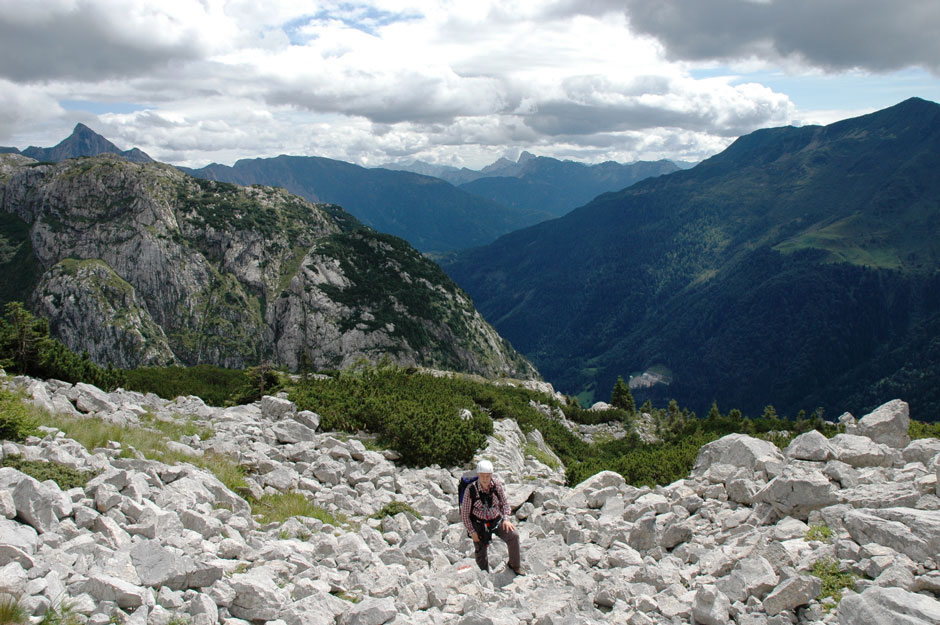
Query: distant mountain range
384 152 682 218
457 154 680 218
2 124 680 253
0 123 153 163
444 97 940 420
181 156 550 253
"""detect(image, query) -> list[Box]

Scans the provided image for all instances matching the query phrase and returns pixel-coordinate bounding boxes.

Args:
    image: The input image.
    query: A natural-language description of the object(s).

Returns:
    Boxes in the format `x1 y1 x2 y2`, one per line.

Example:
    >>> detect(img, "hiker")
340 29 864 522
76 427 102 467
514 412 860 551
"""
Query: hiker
460 459 524 574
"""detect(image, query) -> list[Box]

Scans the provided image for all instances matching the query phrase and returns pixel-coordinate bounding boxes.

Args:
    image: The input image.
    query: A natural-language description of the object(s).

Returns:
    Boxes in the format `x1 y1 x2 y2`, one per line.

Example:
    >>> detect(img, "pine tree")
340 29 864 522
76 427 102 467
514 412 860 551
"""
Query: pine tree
611 376 636 414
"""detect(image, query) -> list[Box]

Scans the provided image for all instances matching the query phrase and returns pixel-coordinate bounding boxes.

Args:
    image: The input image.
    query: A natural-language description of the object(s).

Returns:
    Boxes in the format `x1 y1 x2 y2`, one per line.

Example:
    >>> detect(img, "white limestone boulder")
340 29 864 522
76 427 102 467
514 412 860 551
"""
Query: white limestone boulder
691 585 730 625
828 434 895 467
857 399 910 449
761 575 821 616
295 410 321 431
784 429 832 461
67 382 118 414
903 438 940 465
83 574 148 609
12 473 61 534
260 395 296 420
843 507 940 561
719 555 778 603
0 561 28 595
837 586 940 625
693 434 785 478
338 596 397 625
228 569 289 621
754 467 838 519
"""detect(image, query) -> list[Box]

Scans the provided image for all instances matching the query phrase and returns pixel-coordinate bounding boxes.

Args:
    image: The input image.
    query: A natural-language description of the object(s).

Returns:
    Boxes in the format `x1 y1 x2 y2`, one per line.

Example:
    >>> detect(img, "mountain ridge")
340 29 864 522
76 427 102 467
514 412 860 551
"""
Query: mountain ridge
182 154 552 253
443 97 940 419
0 153 536 379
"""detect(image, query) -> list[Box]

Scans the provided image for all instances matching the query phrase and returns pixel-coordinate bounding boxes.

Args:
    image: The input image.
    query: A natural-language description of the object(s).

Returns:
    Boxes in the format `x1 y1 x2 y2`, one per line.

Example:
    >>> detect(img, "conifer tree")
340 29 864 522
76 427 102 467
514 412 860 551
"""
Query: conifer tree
611 375 636 414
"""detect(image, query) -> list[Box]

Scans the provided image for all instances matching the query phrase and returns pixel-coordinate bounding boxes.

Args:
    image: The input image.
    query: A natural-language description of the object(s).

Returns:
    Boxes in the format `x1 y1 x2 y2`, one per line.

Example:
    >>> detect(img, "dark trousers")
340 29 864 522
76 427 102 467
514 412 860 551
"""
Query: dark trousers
473 524 521 572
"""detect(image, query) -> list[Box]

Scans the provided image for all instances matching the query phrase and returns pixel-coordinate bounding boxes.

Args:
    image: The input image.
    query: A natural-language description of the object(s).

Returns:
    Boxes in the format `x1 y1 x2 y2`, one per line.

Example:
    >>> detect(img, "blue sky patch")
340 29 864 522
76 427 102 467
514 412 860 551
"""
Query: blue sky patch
61 100 145 115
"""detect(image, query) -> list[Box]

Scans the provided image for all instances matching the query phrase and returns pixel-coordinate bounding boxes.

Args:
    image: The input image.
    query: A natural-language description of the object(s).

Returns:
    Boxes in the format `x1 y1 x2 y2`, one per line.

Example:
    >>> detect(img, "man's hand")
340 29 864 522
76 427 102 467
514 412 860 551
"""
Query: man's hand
502 519 515 533
471 532 480 542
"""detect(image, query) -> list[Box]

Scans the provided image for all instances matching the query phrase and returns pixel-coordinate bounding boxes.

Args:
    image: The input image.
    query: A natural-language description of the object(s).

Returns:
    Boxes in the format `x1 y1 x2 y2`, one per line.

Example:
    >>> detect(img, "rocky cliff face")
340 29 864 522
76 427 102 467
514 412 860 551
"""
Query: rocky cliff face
0 153 536 379
3 375 940 624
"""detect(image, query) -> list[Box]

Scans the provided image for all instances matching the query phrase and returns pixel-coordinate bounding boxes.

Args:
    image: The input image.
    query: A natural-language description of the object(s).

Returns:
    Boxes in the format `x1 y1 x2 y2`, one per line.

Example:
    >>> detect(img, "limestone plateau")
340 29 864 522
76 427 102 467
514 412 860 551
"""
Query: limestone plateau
0 153 535 379
3 372 940 625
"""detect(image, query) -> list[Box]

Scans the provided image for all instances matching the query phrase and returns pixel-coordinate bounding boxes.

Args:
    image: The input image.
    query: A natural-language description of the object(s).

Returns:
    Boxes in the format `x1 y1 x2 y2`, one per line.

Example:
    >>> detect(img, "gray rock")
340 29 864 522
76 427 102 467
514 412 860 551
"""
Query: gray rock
0 488 15 518
754 468 837 519
272 420 317 444
874 563 916 590
857 399 910 449
0 561 28 595
0 544 35 569
784 430 832 461
12 474 60 533
837 586 940 625
903 438 940 465
691 585 730 625
228 570 288 621
761 575 821 616
280 591 348 625
68 382 118 414
261 396 296 420
131 540 194 590
693 434 785 478
339 596 396 625
83 574 147 608
721 555 778 602
829 434 895 468
294 410 321 431
843 507 940 561
187 593 219 625
165 440 203 457
0 517 39 552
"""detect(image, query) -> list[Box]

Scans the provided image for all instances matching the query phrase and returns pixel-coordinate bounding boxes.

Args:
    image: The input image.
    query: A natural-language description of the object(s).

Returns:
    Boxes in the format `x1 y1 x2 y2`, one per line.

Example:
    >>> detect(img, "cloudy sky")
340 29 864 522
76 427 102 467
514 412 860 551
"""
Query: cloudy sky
2 0 939 169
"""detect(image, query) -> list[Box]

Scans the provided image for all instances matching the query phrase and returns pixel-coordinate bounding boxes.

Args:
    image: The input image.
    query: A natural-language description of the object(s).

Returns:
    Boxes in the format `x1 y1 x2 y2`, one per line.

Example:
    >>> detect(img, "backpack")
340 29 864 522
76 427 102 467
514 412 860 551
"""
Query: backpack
458 473 497 509
458 473 478 506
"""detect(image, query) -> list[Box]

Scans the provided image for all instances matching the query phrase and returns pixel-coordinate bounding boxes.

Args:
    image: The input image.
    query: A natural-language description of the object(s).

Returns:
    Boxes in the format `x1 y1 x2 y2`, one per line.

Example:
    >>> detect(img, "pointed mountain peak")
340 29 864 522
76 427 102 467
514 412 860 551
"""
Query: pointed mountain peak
517 151 537 164
20 124 152 163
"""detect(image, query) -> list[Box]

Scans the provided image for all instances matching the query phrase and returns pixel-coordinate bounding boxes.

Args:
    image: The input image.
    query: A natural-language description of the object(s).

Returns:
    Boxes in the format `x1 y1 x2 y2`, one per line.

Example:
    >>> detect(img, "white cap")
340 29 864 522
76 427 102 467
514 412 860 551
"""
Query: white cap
476 460 494 474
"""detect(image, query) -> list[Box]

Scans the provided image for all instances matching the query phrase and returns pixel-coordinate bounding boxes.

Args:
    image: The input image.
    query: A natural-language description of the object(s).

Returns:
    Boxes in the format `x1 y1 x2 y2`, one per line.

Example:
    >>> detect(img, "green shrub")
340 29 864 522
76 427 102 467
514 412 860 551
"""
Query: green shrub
811 557 858 611
0 387 39 442
289 364 493 466
123 365 247 406
369 501 423 520
0 456 98 490
910 419 940 440
805 524 834 543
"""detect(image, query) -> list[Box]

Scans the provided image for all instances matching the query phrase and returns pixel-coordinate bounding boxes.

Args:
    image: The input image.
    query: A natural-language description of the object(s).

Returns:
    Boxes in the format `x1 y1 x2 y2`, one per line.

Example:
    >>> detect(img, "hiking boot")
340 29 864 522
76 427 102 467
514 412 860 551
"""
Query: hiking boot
508 563 526 576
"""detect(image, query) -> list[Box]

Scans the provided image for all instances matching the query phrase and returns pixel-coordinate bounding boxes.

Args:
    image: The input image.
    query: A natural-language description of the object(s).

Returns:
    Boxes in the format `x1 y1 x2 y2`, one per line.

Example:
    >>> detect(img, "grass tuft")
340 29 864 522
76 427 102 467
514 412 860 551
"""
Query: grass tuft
524 442 561 470
252 491 345 526
0 594 28 625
